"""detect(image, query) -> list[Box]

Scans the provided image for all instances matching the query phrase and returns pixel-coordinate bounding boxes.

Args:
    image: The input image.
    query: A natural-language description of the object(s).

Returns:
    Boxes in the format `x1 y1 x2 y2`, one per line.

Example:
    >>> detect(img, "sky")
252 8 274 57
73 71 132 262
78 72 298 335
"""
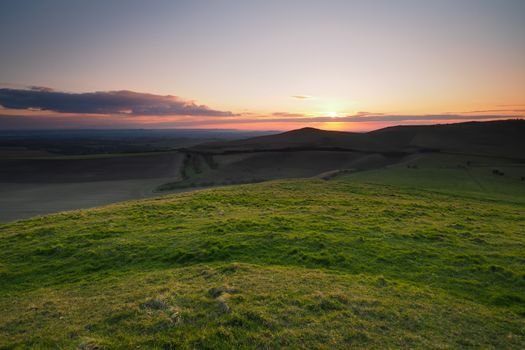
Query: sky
0 0 524 131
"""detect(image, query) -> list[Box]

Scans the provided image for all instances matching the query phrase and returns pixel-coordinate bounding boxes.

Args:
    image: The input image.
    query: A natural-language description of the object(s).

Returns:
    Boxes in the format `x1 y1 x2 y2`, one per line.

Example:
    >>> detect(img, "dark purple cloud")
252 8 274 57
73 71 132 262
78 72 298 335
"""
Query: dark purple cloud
0 88 235 116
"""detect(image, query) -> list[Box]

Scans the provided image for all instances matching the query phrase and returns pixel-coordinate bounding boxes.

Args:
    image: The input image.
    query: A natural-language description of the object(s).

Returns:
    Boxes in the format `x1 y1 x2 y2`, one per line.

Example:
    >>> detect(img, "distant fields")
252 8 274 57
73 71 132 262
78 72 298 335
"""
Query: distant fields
0 177 179 223
0 152 184 223
158 150 402 191
1 174 524 348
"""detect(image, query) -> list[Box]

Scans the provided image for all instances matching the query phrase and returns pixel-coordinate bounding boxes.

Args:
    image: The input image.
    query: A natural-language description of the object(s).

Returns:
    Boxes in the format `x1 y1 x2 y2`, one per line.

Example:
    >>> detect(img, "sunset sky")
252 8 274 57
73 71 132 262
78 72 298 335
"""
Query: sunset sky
1 0 524 131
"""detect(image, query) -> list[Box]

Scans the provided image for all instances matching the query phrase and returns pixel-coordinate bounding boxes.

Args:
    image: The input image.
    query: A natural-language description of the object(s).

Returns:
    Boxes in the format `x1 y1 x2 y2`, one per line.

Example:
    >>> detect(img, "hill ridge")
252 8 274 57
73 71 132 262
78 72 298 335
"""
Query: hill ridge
192 119 525 159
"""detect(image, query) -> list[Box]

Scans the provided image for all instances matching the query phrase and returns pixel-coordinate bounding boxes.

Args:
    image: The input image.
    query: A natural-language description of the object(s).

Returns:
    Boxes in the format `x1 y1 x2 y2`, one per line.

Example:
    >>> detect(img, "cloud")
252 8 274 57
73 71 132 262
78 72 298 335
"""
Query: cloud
272 112 306 117
463 109 525 114
28 86 55 92
1 112 522 130
161 113 524 126
337 114 524 122
355 111 384 117
0 88 235 116
291 95 313 100
124 114 525 127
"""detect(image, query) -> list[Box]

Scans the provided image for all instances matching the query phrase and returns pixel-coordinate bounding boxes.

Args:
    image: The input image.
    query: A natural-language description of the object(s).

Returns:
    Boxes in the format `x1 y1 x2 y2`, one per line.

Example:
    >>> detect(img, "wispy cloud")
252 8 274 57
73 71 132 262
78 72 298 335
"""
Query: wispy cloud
0 112 522 130
463 109 525 114
291 95 314 100
152 113 525 126
272 112 306 117
0 88 235 116
28 85 55 92
495 104 525 108
272 114 524 123
354 111 385 117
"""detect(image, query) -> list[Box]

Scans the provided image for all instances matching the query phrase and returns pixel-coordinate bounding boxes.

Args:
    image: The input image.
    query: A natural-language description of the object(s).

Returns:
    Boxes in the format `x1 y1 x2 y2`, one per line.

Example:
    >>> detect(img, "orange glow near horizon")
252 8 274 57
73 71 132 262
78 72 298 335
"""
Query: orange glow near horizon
1 106 524 131
168 117 525 132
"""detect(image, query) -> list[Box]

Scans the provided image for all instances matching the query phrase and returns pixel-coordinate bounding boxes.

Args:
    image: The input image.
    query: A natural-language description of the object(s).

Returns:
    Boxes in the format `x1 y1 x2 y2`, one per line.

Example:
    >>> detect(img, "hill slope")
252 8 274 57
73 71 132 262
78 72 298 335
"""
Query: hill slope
158 120 525 191
1 177 524 348
194 120 525 158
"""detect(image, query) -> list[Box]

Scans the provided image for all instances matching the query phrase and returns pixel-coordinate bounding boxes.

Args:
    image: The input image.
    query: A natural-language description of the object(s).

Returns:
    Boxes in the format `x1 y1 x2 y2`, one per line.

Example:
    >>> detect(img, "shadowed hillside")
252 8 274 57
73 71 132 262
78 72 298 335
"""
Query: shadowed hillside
193 120 525 159
159 120 525 190
370 120 525 158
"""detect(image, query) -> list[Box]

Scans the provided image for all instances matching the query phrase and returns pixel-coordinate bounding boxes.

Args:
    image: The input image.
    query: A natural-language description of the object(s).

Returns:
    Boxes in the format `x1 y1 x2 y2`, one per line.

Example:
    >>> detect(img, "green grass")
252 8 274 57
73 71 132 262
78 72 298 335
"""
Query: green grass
1 174 524 348
345 153 525 202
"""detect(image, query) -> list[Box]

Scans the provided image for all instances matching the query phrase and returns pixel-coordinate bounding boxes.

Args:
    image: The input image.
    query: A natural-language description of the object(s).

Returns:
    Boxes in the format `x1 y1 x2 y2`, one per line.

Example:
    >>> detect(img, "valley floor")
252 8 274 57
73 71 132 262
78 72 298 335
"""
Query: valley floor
0 152 184 223
0 178 173 223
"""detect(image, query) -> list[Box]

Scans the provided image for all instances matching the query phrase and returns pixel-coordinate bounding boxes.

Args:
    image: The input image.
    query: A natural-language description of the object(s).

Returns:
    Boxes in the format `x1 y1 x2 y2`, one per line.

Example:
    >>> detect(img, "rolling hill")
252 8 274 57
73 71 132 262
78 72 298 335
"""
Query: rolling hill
159 119 525 191
193 119 525 158
1 175 524 348
1 120 525 348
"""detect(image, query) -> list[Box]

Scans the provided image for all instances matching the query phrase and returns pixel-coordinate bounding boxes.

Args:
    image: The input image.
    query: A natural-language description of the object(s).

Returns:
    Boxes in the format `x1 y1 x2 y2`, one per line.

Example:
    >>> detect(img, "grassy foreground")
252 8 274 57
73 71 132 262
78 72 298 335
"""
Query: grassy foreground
1 178 524 348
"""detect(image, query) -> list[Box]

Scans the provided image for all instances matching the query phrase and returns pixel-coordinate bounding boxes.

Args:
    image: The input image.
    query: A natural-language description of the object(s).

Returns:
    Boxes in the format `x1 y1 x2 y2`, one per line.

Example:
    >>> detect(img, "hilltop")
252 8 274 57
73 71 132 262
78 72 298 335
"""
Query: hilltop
1 177 524 348
193 120 525 158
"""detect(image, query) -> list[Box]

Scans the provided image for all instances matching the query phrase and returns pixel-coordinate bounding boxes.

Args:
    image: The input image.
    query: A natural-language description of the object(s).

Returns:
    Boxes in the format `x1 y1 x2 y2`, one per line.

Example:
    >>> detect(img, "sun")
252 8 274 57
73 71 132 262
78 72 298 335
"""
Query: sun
326 111 338 118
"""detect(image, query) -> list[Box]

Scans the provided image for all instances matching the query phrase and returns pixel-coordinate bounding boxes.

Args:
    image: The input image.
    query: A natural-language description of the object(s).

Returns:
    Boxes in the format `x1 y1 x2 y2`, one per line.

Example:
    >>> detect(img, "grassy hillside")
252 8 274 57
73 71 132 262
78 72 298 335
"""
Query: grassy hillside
345 153 525 202
1 177 524 348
